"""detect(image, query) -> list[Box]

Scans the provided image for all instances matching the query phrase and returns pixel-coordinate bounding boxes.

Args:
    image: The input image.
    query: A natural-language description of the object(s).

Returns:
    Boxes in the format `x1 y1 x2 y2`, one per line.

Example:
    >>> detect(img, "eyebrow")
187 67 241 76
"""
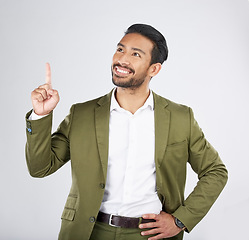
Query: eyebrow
117 42 146 55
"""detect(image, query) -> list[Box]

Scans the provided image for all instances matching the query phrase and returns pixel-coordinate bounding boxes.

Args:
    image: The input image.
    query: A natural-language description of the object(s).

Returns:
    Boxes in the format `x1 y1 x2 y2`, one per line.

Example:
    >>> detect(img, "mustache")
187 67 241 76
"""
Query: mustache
113 63 135 74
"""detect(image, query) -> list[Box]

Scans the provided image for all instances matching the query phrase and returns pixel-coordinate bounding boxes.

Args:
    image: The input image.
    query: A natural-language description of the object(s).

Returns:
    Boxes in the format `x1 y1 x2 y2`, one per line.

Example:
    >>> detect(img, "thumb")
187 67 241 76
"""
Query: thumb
48 89 54 95
48 89 59 96
48 89 60 101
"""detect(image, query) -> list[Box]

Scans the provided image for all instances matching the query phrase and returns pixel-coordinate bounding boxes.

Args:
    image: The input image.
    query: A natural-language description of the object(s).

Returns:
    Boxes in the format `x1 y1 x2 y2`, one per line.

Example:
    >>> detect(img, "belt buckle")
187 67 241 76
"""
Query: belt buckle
109 214 119 227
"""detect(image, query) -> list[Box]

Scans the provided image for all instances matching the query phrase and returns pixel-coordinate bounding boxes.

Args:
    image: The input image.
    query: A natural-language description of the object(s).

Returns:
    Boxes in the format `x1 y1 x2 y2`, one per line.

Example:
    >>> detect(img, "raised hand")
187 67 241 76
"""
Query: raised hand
31 63 60 115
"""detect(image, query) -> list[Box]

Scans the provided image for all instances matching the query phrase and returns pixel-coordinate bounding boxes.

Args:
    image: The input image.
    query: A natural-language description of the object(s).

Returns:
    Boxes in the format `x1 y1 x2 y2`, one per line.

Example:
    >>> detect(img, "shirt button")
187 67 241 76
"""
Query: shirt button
89 216 95 223
99 183 105 189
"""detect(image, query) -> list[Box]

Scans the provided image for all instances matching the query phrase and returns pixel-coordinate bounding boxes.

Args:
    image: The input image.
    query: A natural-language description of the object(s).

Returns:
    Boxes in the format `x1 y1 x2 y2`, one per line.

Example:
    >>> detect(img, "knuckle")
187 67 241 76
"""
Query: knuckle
37 93 44 101
41 89 47 94
31 91 40 99
39 88 48 97
35 88 42 93
38 84 49 90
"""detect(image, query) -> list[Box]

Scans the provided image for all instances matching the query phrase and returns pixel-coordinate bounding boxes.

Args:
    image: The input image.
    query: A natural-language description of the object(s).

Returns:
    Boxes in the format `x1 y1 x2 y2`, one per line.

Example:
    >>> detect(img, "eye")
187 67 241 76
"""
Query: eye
132 52 141 57
117 47 123 53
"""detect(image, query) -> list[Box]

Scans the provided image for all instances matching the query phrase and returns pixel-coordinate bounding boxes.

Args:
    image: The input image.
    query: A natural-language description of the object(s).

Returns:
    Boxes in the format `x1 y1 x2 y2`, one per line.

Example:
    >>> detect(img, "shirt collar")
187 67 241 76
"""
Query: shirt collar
110 88 154 112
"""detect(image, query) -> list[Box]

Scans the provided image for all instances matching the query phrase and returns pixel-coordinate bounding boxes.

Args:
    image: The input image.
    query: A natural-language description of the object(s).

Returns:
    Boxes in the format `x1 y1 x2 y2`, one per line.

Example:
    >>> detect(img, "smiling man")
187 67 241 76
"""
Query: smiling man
112 38 153 90
25 24 228 240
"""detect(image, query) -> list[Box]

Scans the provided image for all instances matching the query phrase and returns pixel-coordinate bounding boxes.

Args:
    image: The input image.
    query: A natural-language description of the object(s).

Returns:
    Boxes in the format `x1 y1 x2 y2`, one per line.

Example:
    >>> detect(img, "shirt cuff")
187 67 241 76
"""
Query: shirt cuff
29 110 49 120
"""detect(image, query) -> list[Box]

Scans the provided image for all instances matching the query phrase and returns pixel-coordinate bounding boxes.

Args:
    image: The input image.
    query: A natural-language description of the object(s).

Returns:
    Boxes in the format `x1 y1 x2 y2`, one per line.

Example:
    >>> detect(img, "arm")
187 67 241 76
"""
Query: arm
25 63 68 177
172 107 228 231
25 107 73 178
139 107 228 239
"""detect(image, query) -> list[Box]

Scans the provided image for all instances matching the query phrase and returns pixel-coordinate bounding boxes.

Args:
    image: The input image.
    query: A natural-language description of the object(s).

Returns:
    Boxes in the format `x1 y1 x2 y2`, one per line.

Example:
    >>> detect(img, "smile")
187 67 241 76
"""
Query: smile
114 66 134 77
116 67 129 74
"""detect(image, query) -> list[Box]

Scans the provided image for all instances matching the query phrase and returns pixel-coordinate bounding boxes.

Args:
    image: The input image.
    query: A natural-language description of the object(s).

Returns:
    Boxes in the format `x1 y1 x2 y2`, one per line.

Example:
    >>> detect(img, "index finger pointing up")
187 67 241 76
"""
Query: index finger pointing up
45 62 52 87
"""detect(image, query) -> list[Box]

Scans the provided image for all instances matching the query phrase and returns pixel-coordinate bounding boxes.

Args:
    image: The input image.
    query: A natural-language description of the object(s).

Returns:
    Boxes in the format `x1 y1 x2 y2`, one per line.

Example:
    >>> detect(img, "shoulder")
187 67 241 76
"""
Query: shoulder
153 91 190 114
153 92 194 137
71 90 112 112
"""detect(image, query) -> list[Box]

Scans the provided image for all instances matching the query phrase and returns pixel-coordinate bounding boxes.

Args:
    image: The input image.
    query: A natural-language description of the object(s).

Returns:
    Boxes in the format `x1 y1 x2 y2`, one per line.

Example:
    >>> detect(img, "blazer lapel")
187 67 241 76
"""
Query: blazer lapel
153 92 170 168
95 91 112 181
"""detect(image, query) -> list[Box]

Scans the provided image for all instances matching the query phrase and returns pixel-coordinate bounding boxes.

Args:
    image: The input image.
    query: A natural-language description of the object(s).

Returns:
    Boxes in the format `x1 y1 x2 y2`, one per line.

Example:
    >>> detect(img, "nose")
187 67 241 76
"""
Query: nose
116 53 131 66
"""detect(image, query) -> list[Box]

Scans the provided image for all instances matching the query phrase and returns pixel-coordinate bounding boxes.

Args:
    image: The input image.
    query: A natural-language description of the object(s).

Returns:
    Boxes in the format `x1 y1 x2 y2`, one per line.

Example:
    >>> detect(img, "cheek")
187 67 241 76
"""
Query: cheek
112 54 117 64
112 52 121 61
135 64 149 74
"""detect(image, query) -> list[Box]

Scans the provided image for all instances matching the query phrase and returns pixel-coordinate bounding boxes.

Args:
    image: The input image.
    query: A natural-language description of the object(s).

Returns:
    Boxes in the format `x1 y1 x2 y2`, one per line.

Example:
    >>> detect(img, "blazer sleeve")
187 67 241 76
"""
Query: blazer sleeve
25 106 74 178
172 107 228 232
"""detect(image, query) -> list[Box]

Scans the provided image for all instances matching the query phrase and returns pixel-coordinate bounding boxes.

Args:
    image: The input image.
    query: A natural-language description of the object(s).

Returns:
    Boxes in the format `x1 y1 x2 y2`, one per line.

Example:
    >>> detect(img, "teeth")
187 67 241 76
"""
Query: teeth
116 67 129 74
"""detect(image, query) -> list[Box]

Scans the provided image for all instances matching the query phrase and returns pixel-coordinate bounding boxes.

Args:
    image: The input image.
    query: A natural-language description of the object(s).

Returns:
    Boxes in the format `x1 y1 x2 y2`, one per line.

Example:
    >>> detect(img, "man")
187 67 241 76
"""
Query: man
25 24 228 240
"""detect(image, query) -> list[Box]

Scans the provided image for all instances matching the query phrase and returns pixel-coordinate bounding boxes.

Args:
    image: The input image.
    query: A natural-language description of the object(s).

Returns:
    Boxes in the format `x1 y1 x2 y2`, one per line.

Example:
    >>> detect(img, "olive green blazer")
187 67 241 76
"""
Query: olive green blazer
25 91 228 240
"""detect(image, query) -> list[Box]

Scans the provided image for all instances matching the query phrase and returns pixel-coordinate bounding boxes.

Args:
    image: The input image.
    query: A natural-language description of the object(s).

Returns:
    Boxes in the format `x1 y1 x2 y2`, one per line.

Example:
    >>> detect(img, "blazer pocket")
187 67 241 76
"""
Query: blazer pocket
164 140 188 163
61 208 76 221
61 194 78 221
166 140 187 151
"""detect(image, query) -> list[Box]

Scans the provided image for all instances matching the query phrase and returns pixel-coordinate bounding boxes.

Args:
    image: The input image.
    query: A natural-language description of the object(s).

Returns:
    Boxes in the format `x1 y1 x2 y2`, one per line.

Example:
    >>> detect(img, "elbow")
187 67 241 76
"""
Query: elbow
28 168 47 178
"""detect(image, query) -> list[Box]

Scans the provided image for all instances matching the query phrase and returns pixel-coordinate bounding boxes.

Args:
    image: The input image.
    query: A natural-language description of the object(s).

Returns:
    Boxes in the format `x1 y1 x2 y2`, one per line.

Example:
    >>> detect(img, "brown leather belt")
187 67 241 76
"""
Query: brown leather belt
97 211 156 228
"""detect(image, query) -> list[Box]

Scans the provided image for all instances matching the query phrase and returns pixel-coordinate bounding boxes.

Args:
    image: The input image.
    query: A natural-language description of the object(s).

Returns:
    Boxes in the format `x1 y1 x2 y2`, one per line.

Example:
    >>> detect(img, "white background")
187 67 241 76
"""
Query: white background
0 0 248 239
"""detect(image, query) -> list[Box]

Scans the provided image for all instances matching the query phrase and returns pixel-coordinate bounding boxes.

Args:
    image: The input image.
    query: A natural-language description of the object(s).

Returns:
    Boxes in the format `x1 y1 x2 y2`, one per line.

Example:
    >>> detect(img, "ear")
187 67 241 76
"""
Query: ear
148 63 162 78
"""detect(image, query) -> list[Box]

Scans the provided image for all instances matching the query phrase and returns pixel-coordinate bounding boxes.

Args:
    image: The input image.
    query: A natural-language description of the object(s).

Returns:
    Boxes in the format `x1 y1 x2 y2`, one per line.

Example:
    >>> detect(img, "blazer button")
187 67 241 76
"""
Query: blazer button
99 183 105 189
89 216 95 223
26 122 32 134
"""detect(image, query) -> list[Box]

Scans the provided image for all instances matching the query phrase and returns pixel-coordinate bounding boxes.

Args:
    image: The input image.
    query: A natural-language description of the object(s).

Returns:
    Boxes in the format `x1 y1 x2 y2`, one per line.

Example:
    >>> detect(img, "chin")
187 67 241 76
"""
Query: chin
112 76 129 86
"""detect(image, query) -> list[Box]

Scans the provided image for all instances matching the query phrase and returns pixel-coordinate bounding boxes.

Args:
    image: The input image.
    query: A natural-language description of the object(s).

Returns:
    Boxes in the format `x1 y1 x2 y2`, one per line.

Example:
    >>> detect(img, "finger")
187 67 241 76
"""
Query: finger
31 91 46 102
139 221 158 229
45 62 52 87
34 88 48 100
38 83 50 91
47 89 59 96
48 89 60 102
148 233 165 240
141 227 161 237
142 214 158 220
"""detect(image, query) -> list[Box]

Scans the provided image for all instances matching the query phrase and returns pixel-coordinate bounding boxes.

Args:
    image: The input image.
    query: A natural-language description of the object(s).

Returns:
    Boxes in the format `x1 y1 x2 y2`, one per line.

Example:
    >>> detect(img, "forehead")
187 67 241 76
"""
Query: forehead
118 33 154 53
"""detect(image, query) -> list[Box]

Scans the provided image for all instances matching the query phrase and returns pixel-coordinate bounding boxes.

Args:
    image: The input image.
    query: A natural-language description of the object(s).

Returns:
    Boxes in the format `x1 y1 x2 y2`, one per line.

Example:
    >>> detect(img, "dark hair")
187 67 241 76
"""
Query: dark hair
125 23 168 65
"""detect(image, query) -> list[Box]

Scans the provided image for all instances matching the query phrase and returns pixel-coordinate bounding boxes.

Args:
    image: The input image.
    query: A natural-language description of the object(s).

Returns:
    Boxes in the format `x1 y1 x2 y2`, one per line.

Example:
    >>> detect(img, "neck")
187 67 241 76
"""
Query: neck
115 86 150 114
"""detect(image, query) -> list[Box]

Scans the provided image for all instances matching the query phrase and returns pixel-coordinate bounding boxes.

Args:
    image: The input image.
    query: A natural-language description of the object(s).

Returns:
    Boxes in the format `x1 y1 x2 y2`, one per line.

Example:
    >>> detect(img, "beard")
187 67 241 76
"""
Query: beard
111 66 147 90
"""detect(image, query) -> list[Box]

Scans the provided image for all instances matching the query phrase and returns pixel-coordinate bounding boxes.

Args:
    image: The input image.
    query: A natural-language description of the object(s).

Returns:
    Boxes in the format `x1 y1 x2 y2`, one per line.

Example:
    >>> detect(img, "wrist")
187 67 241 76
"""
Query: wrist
30 110 49 120
174 217 186 230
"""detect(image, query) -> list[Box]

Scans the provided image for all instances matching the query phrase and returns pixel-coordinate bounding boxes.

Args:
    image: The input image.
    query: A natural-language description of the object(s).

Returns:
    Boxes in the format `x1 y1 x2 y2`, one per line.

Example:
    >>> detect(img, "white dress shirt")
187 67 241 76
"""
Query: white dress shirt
99 90 162 217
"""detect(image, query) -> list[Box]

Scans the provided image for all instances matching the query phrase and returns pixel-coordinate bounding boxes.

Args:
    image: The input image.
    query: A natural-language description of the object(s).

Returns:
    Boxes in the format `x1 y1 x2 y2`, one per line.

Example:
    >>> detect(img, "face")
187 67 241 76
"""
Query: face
111 33 155 89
